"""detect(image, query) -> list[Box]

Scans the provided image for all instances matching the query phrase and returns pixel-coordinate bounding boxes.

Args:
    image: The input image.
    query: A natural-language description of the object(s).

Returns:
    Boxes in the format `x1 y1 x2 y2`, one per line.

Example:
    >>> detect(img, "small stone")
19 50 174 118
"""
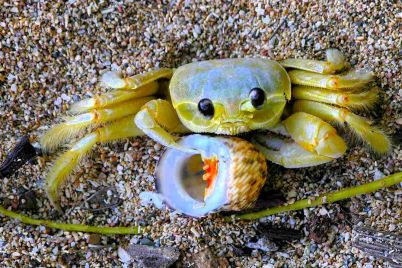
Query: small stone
255 6 265 16
118 247 132 263
139 191 164 209
60 253 76 267
396 118 402 125
117 165 124 174
191 227 200 238
186 247 229 268
319 207 328 216
111 63 120 71
388 224 396 232
11 252 21 258
343 232 350 242
154 143 162 151
127 66 134 76
373 169 385 180
61 93 70 101
262 16 270 24
288 190 297 198
54 97 62 106
289 217 296 226
88 234 101 245
124 244 180 267
226 236 234 244
246 237 278 252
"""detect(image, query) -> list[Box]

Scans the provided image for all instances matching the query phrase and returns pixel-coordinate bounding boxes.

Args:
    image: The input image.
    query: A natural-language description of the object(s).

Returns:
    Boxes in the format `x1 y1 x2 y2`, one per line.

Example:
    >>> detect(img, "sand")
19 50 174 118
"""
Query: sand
0 1 401 267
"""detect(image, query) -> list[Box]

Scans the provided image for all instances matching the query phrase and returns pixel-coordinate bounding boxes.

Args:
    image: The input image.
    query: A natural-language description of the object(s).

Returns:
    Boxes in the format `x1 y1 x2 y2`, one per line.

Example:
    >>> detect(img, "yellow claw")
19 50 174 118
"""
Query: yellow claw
282 112 347 159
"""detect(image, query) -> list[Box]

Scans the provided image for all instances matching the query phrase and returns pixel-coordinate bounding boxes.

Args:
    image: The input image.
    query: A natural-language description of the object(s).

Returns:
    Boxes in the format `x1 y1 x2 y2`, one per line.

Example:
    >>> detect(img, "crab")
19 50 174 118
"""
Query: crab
40 49 391 210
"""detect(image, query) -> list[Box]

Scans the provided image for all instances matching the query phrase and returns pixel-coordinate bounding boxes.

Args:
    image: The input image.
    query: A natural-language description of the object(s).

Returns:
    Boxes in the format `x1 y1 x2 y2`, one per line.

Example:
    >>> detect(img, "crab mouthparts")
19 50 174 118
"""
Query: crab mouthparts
202 156 219 199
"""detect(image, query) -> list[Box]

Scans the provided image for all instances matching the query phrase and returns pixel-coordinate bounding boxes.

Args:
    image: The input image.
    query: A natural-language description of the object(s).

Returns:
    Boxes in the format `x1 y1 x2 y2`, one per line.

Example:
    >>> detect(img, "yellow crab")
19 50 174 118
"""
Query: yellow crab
41 49 391 210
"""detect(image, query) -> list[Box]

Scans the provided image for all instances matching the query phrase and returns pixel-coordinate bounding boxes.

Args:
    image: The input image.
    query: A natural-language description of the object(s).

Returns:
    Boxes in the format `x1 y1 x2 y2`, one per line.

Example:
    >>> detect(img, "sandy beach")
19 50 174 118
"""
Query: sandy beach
0 1 401 267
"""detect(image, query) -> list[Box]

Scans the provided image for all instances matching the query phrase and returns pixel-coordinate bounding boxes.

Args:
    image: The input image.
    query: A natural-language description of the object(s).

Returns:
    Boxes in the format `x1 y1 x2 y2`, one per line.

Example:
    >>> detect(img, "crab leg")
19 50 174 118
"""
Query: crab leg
293 100 391 154
101 68 173 90
280 49 348 74
69 68 173 114
288 69 374 89
40 97 154 152
292 86 379 109
69 81 159 114
134 99 196 153
45 115 143 210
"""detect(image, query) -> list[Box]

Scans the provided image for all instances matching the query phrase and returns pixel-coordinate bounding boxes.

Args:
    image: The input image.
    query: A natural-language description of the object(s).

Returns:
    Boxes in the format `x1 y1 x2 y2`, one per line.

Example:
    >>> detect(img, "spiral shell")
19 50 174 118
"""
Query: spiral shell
156 134 267 217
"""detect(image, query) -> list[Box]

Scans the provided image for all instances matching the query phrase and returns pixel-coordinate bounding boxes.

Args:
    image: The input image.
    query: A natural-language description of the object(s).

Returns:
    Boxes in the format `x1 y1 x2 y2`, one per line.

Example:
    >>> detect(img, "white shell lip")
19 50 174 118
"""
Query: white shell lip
156 134 232 217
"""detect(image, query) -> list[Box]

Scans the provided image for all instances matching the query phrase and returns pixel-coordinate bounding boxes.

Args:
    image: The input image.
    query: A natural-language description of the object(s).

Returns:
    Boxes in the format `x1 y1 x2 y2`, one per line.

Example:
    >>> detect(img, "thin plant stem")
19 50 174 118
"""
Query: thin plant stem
0 205 140 235
228 171 402 221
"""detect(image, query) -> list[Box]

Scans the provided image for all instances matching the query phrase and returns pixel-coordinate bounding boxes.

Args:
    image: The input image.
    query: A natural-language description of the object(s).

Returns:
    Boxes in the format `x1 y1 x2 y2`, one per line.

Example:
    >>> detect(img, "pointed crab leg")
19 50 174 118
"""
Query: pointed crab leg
70 68 173 114
101 68 173 90
293 100 391 154
40 97 154 152
288 69 374 89
280 49 348 74
292 86 379 110
45 115 144 210
69 81 159 114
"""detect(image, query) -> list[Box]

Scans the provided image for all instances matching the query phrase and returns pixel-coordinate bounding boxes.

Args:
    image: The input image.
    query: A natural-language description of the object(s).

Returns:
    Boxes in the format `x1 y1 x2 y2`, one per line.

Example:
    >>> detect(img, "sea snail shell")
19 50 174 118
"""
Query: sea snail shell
156 134 267 217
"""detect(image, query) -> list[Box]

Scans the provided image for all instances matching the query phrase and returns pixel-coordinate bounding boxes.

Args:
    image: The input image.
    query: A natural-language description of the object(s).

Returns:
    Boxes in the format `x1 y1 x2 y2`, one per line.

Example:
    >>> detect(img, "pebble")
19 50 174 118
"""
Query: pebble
87 234 101 245
319 207 328 216
118 247 131 263
373 169 385 180
388 224 396 232
343 232 350 242
288 190 297 198
190 227 201 238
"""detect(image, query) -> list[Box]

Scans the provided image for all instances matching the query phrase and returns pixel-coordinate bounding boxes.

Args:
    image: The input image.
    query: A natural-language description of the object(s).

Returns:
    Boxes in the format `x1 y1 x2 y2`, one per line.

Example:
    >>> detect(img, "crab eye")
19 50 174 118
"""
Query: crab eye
249 87 266 108
198 98 214 118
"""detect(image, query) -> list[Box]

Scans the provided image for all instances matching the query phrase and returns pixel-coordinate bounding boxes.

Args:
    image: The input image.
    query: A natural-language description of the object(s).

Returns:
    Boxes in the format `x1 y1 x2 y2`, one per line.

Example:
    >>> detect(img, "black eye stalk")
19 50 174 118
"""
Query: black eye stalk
198 98 214 118
249 87 266 109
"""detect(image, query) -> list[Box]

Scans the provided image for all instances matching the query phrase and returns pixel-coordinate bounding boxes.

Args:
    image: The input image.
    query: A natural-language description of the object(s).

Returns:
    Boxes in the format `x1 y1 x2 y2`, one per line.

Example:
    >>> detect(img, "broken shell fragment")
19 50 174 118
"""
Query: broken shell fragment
156 134 267 217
